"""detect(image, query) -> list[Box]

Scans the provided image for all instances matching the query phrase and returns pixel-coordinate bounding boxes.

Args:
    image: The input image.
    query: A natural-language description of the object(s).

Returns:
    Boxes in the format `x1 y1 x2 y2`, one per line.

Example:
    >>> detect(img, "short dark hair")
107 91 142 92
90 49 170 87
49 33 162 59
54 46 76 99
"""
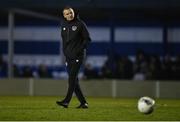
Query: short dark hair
63 6 73 11
62 6 78 17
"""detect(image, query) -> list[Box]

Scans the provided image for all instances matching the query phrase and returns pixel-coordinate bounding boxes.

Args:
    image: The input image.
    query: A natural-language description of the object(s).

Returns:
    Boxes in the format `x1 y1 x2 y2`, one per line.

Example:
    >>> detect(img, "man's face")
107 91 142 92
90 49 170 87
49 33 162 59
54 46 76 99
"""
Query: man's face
63 8 75 21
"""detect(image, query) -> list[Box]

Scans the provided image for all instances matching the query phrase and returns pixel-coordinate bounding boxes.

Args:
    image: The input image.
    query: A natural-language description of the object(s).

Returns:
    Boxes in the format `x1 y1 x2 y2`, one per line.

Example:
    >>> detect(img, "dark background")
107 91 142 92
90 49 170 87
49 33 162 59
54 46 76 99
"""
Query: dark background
1 0 180 24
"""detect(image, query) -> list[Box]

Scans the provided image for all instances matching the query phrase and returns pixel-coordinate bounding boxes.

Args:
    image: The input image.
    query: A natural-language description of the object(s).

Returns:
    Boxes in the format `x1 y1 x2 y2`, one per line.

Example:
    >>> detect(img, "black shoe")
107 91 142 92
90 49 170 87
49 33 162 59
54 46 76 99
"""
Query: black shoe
76 103 88 109
56 101 68 108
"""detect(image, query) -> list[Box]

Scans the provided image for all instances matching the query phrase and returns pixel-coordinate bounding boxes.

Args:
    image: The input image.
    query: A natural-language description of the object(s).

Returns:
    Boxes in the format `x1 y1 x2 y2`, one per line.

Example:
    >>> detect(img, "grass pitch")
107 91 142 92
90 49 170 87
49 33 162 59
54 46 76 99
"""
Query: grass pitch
0 96 180 121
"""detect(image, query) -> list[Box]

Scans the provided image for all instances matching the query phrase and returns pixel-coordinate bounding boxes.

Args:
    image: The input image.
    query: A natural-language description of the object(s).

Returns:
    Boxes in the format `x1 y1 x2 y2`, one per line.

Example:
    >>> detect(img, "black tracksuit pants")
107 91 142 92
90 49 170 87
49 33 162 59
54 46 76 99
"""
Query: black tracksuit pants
63 57 87 104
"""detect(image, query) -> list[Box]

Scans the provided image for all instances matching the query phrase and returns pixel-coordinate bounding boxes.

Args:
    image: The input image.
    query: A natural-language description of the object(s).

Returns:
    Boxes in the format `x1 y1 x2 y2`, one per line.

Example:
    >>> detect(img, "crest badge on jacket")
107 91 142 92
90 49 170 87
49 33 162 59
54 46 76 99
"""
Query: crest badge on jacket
72 26 77 31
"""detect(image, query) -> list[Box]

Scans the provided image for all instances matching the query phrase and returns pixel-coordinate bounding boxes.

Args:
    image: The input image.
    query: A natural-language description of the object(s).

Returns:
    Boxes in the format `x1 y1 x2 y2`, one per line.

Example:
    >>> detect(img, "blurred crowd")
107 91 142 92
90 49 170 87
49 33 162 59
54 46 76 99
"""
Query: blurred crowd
1 50 180 81
0 55 52 78
84 50 180 81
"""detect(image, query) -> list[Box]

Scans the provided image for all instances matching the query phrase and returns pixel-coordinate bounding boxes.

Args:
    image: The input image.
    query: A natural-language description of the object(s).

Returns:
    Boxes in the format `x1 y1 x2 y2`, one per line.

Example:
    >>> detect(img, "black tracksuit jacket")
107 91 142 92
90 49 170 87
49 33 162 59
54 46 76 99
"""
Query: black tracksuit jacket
61 16 91 60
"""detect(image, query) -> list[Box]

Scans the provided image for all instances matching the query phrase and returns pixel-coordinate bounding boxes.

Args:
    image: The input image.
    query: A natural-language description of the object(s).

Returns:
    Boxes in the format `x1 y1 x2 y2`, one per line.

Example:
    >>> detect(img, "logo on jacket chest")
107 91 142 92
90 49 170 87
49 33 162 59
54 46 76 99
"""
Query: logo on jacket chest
72 26 77 31
63 26 77 31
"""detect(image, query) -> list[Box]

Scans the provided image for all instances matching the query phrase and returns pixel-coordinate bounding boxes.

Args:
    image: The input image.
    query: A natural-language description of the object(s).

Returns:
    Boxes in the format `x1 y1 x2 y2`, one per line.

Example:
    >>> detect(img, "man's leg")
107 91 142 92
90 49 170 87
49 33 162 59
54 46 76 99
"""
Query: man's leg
63 60 81 103
56 61 72 108
74 78 87 104
74 79 88 108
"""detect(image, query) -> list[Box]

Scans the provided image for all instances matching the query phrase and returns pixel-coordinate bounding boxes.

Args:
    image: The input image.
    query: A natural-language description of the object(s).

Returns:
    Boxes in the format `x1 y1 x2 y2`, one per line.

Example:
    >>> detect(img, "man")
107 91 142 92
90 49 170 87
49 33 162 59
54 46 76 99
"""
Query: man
56 7 91 108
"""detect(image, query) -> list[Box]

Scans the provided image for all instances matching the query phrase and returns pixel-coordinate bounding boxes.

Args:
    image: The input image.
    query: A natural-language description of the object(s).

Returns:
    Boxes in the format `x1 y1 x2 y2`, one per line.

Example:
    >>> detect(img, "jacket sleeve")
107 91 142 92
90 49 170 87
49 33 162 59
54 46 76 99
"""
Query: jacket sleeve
60 19 65 41
81 21 91 49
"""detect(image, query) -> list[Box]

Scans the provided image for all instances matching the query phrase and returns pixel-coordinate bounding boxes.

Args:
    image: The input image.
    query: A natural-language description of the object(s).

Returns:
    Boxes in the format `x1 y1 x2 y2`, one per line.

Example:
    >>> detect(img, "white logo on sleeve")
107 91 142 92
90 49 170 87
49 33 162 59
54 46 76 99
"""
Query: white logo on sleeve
63 27 66 30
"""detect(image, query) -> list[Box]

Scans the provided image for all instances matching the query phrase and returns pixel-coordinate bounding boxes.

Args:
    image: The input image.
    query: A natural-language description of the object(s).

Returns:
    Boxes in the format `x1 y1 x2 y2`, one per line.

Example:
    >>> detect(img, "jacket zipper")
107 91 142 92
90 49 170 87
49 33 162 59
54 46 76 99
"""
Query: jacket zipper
67 26 69 42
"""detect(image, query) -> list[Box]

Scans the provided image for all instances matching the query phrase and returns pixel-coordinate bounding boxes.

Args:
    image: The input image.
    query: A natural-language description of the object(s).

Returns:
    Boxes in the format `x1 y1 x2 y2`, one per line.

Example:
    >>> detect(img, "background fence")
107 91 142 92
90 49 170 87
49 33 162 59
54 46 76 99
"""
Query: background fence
0 79 180 98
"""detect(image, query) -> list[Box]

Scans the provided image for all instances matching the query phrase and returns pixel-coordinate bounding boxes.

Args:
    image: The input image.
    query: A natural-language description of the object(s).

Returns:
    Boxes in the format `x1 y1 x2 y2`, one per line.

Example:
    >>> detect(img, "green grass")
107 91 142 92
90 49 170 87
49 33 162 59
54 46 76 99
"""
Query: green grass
0 96 180 121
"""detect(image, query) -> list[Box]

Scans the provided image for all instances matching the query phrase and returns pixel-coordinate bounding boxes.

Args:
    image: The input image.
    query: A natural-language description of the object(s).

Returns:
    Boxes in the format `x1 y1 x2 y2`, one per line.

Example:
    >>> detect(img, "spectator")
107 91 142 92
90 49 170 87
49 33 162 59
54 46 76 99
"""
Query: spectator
100 60 113 79
122 56 133 79
133 68 146 81
0 55 7 77
13 64 21 77
133 50 148 80
116 56 133 79
147 55 162 80
173 55 180 80
83 63 98 79
99 53 118 79
22 66 33 78
38 64 51 78
161 54 173 80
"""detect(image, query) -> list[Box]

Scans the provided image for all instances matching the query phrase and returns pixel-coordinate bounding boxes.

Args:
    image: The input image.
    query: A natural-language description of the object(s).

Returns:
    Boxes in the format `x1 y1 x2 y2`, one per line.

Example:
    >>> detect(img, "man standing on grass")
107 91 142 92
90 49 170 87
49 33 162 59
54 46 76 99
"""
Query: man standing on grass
56 6 91 108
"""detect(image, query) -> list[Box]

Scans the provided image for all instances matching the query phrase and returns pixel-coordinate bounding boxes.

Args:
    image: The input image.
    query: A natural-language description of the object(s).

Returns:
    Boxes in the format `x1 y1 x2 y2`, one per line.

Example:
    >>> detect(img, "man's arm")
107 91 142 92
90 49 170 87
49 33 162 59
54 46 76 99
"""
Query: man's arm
81 21 91 49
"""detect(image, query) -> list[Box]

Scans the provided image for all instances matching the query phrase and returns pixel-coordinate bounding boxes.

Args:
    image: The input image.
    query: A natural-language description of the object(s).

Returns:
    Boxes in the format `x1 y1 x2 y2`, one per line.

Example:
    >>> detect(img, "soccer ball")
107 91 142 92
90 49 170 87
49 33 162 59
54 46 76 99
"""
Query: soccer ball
137 96 155 114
